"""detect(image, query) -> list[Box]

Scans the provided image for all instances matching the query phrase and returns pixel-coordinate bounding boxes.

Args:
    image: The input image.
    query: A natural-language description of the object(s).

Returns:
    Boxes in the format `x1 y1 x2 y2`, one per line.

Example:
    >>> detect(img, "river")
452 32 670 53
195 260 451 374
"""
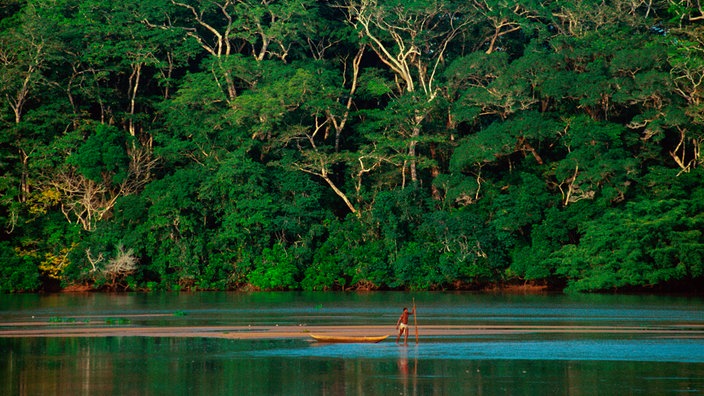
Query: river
1 292 702 395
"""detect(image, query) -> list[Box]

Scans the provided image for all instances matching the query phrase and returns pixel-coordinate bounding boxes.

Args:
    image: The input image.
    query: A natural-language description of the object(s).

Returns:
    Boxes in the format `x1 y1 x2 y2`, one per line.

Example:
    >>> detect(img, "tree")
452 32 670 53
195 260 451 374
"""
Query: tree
0 0 65 208
3 0 704 293
51 123 155 231
666 22 704 172
154 0 316 102
343 0 474 184
554 192 704 292
268 61 363 215
0 241 41 292
84 244 138 291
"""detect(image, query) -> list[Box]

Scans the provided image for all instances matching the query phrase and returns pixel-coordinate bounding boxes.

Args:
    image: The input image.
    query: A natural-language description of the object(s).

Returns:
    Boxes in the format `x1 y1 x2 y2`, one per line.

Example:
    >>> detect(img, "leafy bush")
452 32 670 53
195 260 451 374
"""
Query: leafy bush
248 243 300 290
0 242 41 292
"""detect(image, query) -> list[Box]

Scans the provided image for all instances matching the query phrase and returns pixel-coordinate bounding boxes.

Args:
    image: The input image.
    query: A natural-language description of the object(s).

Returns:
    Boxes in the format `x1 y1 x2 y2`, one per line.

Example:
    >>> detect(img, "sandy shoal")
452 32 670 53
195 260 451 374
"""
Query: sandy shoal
1 323 702 339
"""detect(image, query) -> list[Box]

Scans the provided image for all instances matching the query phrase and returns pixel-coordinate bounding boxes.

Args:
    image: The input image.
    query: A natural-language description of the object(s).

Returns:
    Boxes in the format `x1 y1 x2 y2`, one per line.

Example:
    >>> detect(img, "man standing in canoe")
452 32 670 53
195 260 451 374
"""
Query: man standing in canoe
396 306 415 344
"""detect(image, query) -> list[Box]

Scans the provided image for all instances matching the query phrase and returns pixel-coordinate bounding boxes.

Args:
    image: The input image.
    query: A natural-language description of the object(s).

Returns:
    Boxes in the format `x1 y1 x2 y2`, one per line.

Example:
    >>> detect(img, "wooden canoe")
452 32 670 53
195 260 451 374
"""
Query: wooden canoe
309 334 389 343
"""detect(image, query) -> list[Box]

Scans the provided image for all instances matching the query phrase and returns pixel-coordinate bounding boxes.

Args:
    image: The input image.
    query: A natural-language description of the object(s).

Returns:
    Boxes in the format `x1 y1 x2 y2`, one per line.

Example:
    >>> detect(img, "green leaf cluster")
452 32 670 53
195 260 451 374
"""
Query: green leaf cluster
1 0 703 293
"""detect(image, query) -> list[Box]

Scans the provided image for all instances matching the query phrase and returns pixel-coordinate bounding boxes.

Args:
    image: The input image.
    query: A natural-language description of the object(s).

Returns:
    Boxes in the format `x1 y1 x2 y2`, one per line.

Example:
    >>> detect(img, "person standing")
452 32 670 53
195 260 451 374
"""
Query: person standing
396 306 415 344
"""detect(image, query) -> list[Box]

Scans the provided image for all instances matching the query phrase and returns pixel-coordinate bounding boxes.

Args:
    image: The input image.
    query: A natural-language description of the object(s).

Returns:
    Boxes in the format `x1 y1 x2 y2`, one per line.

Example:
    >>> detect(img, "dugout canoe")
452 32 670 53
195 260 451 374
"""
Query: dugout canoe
309 334 389 343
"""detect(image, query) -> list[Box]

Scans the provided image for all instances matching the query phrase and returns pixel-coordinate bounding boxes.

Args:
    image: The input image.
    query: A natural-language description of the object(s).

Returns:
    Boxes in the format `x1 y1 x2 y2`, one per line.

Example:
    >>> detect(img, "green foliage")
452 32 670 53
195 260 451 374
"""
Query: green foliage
0 242 41 292
553 116 638 202
69 124 131 184
554 192 704 292
451 112 561 171
104 318 131 325
303 218 391 291
490 172 555 245
415 210 502 286
302 242 350 291
509 197 603 285
134 167 210 289
1 0 703 294
248 243 301 290
392 242 442 289
49 317 77 323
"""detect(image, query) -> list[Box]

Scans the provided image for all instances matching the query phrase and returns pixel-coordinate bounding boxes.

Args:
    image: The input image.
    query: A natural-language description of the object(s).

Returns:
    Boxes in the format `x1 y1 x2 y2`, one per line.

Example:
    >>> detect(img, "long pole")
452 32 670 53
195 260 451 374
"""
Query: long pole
413 297 418 344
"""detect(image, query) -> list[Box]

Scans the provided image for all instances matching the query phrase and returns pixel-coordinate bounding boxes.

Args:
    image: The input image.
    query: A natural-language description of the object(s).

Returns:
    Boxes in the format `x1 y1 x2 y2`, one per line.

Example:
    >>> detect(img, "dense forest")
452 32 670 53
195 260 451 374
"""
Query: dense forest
1 0 703 293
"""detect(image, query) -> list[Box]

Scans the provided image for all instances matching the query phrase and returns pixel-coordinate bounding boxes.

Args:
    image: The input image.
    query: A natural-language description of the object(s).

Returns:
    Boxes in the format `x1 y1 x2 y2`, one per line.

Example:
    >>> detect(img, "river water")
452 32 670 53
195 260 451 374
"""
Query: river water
1 292 703 395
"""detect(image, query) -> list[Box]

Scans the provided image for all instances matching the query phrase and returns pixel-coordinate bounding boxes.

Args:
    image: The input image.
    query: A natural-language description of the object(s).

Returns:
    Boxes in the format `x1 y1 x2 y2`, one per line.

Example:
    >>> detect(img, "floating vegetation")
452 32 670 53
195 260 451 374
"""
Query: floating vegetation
104 318 131 325
173 310 188 317
49 317 76 323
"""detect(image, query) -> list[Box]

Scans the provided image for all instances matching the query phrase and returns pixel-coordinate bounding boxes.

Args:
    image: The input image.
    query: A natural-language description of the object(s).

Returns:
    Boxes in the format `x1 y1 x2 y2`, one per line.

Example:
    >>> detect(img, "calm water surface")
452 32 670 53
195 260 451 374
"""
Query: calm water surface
1 292 703 395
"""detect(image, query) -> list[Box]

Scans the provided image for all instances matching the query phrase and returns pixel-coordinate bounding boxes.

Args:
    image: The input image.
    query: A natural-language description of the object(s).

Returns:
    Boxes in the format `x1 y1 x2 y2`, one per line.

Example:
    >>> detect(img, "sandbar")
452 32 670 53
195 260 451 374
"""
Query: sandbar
1 323 702 340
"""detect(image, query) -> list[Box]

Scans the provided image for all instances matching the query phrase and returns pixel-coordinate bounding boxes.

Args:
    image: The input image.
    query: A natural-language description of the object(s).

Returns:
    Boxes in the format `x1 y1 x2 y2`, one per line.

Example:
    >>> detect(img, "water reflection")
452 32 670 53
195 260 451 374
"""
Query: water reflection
1 292 703 395
397 345 418 395
4 336 703 395
250 338 704 363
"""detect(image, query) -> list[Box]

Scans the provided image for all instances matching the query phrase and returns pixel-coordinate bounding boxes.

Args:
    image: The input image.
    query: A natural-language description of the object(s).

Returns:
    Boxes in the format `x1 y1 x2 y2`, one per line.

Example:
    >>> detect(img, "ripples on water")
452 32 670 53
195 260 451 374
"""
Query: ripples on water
1 292 703 395
251 338 704 363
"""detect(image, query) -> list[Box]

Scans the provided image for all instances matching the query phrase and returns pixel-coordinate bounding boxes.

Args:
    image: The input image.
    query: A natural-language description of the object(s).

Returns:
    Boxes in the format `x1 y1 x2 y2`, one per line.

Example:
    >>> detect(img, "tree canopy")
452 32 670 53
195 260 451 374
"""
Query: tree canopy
1 0 703 293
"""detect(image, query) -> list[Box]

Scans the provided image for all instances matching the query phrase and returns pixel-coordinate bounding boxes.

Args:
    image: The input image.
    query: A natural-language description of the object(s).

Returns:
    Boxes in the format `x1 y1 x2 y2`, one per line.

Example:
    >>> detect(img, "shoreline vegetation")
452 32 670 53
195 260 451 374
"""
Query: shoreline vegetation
2 1 704 295
44 282 704 297
55 281 554 294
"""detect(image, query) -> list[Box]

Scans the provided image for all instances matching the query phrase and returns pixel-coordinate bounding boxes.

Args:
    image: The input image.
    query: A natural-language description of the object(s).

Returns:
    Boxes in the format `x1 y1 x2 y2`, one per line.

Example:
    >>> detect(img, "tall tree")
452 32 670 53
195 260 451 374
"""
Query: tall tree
0 0 64 206
343 0 474 185
152 0 316 102
667 19 704 172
